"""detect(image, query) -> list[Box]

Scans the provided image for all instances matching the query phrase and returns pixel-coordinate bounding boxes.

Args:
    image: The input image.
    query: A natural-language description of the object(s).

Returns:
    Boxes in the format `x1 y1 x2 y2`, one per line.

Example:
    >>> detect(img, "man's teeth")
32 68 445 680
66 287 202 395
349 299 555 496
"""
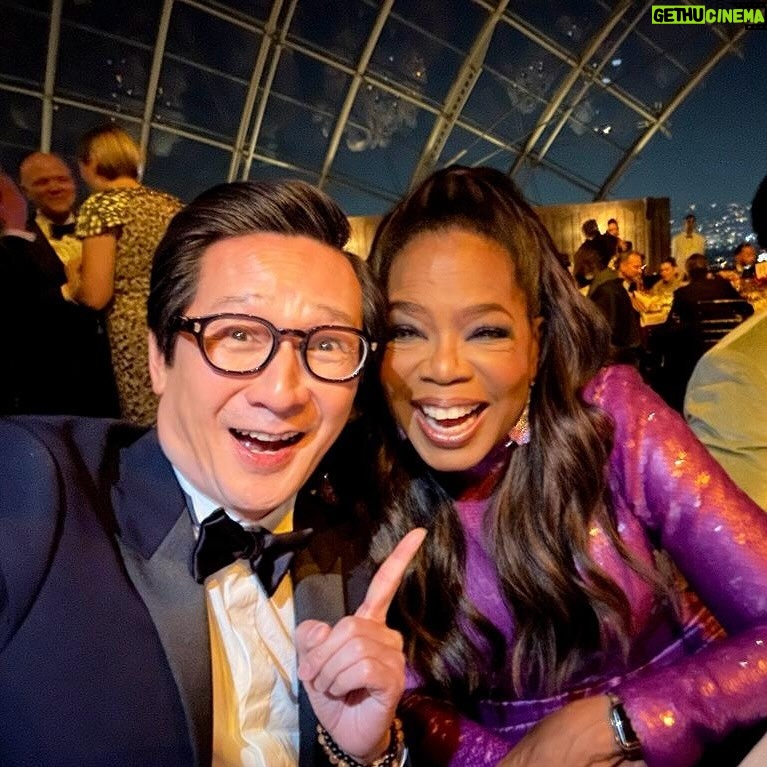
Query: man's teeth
233 429 298 442
420 404 479 421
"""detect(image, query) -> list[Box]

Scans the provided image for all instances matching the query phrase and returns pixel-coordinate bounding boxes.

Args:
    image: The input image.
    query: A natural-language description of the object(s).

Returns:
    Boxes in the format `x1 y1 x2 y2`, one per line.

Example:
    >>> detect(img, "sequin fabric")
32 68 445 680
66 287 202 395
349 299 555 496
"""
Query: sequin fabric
76 187 182 425
403 364 767 767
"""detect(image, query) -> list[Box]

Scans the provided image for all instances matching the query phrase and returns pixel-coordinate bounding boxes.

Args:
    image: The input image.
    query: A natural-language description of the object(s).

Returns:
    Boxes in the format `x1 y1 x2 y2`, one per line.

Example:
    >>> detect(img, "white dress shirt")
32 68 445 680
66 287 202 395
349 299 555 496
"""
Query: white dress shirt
36 212 82 297
175 470 300 767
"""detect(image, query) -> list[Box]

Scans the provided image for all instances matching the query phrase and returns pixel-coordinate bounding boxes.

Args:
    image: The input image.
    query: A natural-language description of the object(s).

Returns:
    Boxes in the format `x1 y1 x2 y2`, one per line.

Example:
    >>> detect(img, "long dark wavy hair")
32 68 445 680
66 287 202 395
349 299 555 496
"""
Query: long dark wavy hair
367 165 660 701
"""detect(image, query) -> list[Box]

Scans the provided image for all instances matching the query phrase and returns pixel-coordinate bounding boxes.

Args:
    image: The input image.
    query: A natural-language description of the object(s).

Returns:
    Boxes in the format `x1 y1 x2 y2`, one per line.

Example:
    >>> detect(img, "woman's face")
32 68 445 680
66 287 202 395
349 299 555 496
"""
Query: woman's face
381 228 541 473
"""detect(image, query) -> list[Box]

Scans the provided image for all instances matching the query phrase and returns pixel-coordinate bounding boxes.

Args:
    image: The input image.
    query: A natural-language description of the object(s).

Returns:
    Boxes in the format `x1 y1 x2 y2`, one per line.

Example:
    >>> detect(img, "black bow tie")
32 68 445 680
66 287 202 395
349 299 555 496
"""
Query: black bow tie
50 222 76 240
191 508 313 595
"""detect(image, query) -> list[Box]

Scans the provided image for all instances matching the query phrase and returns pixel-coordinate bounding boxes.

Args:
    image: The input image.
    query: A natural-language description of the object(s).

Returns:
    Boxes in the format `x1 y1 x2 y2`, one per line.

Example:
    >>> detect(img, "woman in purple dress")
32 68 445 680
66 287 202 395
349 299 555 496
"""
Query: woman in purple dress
366 166 767 766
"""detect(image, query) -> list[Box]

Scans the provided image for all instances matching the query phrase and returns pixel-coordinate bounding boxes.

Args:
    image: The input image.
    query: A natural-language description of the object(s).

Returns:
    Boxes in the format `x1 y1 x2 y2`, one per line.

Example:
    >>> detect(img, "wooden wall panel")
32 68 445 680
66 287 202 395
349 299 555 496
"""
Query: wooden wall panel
535 197 670 271
347 197 671 272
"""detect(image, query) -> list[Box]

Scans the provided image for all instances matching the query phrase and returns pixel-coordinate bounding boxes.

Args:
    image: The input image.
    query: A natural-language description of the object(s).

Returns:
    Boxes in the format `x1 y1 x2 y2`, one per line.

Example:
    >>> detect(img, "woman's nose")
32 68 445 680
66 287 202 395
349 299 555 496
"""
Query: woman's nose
421 337 472 384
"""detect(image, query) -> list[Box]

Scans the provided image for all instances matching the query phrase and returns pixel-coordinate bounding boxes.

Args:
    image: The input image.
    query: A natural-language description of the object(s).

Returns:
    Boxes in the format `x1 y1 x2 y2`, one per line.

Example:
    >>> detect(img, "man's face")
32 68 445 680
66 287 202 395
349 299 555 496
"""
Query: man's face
149 233 364 522
19 154 76 222
684 216 696 235
619 253 643 282
607 221 619 237
659 261 676 283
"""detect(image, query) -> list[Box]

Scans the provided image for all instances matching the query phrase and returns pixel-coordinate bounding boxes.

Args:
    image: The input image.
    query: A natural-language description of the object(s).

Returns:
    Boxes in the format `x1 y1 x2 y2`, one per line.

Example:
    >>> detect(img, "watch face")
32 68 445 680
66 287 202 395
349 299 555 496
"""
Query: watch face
609 701 643 759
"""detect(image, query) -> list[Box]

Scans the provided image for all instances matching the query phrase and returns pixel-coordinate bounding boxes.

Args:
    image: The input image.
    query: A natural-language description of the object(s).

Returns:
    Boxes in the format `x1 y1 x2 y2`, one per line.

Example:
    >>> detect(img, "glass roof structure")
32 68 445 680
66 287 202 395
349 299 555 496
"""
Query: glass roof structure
0 0 763 215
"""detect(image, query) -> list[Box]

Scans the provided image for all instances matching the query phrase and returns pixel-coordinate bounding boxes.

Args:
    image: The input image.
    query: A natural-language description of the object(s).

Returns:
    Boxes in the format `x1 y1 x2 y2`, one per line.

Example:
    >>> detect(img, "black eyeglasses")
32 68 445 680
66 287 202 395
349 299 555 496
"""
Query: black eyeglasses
173 313 376 382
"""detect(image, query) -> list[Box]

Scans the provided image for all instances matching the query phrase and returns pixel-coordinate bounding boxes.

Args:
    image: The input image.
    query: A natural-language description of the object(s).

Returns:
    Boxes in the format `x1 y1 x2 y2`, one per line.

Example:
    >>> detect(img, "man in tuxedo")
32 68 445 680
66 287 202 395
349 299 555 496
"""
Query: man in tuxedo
19 151 81 295
0 179 422 766
589 249 644 365
669 252 746 324
650 252 751 412
0 154 119 416
685 174 767 510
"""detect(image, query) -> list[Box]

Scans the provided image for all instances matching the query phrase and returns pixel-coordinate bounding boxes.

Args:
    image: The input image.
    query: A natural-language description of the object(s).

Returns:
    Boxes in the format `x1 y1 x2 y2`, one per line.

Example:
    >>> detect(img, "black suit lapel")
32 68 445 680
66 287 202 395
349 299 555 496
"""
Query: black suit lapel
113 431 212 767
27 219 68 287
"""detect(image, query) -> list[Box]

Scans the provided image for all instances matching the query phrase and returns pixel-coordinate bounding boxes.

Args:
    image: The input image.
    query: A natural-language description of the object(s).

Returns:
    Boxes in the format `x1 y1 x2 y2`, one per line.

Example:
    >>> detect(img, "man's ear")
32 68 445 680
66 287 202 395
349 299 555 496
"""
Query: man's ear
147 331 167 396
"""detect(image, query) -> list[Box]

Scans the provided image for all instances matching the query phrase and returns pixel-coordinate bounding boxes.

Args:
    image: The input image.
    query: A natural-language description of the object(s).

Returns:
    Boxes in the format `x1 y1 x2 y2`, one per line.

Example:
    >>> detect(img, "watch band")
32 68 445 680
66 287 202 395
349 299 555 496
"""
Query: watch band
607 692 643 761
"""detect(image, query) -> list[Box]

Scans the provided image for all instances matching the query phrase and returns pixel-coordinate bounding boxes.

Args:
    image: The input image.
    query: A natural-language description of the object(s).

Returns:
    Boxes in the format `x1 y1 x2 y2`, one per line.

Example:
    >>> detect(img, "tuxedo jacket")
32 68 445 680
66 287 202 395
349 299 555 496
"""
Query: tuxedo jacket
0 416 373 767
669 275 744 325
0 230 118 417
589 275 641 360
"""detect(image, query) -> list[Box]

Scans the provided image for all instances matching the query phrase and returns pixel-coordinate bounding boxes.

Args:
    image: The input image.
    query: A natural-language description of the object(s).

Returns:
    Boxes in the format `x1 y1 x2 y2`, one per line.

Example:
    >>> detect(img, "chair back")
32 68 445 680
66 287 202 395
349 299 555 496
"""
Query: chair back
693 299 752 350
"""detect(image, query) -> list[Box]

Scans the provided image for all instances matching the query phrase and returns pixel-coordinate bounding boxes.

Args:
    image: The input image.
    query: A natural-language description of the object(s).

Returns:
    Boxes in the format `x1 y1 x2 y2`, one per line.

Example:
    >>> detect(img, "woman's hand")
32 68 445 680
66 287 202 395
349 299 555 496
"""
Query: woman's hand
496 696 646 767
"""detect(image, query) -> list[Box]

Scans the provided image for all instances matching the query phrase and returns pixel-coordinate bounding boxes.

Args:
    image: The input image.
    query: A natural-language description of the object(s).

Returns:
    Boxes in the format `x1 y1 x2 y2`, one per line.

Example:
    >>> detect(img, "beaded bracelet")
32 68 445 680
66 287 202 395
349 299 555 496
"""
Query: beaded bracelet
316 717 405 767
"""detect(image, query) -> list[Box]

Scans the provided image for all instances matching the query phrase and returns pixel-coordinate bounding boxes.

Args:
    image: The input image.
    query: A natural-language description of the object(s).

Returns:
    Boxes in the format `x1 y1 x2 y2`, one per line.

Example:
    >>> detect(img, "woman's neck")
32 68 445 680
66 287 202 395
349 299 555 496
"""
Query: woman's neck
101 176 140 191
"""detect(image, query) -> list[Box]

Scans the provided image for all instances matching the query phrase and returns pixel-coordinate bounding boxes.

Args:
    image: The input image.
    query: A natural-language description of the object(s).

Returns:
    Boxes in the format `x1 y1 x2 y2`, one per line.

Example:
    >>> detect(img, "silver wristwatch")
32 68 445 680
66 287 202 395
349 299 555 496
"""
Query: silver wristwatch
607 692 643 761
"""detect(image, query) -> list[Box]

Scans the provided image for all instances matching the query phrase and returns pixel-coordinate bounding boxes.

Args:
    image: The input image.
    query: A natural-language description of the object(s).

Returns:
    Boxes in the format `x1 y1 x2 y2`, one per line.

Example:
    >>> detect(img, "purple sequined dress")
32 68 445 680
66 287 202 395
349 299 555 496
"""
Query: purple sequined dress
403 364 767 767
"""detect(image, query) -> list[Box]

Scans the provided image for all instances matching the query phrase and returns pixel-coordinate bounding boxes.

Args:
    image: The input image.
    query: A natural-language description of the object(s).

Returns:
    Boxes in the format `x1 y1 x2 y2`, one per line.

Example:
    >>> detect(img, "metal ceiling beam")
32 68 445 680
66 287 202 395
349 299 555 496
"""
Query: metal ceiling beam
227 0 284 180
596 28 747 200
508 0 632 178
241 0 299 180
408 0 509 188
534 0 652 164
474 0 658 125
139 0 174 163
40 0 63 151
317 0 394 187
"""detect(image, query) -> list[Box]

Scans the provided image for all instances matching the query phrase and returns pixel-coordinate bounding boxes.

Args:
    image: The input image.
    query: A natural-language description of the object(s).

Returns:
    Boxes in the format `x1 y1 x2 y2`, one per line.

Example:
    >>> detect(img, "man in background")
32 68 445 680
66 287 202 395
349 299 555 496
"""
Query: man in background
5 153 119 416
650 256 683 298
572 218 601 289
19 152 82 296
589 249 644 366
606 217 627 252
684 175 767 510
733 241 758 280
672 213 706 263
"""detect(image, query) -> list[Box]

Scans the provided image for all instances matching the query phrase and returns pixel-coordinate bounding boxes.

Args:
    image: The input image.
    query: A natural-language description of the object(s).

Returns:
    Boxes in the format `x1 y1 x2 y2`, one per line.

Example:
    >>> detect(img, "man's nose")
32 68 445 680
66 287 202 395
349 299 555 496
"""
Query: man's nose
243 339 311 411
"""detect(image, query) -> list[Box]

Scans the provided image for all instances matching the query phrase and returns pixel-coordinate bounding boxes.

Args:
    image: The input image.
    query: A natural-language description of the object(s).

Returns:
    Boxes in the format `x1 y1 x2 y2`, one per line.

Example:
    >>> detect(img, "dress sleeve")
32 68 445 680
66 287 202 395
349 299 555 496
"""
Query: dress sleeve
399 691 513 767
75 192 127 237
594 365 767 767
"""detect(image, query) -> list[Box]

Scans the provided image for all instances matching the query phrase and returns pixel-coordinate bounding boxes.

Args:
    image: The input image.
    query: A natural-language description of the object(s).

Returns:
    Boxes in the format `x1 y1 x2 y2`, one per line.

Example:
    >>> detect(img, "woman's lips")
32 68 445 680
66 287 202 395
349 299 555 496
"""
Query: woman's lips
413 402 487 447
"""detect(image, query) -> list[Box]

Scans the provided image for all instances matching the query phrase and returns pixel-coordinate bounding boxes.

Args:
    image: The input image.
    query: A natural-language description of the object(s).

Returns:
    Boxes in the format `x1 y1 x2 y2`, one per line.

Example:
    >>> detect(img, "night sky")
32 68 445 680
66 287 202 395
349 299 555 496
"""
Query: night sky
615 32 767 227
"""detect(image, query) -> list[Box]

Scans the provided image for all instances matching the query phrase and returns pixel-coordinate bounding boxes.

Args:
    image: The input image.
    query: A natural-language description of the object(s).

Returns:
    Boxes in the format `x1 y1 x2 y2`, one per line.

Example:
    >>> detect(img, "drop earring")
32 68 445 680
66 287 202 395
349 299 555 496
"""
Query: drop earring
505 382 534 447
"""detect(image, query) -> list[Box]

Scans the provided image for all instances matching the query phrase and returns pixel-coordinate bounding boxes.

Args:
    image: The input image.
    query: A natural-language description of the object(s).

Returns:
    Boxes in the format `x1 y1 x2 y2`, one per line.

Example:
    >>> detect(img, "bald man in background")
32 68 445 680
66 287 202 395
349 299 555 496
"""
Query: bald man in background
19 152 82 297
0 157 119 416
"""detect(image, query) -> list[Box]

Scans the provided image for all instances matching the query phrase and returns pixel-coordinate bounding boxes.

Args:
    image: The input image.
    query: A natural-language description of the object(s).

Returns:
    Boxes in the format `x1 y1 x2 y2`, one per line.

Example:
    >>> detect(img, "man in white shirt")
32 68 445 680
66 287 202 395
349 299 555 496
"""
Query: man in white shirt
0 178 421 766
671 213 706 263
